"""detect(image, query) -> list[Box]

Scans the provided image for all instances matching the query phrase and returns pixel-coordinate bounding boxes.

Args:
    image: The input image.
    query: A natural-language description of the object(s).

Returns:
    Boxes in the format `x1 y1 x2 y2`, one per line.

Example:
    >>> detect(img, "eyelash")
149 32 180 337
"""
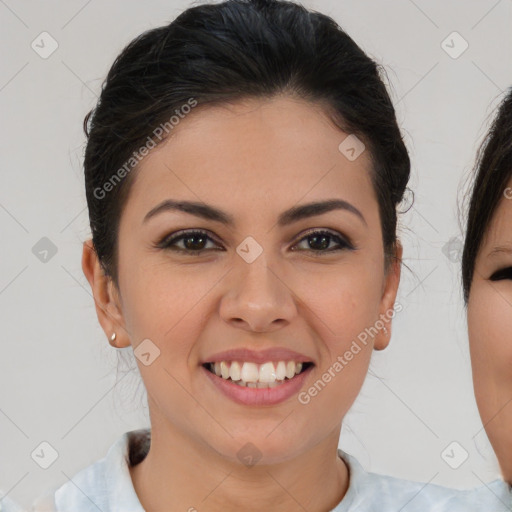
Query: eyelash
155 228 354 256
490 267 512 281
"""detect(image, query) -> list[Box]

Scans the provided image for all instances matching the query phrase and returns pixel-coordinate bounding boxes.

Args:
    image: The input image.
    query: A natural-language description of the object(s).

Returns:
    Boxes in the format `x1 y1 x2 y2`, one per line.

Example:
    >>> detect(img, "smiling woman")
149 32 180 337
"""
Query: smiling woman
31 0 511 511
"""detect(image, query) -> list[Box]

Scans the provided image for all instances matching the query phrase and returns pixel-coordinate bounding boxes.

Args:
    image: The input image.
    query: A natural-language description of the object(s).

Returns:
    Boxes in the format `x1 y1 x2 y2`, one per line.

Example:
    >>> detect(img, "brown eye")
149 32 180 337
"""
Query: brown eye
291 229 354 254
156 230 223 254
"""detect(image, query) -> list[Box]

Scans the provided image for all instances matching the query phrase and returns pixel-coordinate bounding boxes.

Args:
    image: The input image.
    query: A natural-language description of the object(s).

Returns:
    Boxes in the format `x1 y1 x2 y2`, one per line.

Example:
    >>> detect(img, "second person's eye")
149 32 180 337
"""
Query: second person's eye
489 266 512 281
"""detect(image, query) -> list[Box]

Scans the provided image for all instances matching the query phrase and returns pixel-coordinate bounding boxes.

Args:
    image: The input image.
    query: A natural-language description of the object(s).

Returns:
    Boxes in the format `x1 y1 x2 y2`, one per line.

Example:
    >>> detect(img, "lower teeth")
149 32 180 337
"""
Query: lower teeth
232 379 285 388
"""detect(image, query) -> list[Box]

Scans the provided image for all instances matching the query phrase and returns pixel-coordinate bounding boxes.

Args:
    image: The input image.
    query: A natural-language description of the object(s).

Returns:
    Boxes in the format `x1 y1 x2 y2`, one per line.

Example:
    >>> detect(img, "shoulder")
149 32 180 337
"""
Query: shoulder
0 494 26 512
334 450 512 512
31 429 149 512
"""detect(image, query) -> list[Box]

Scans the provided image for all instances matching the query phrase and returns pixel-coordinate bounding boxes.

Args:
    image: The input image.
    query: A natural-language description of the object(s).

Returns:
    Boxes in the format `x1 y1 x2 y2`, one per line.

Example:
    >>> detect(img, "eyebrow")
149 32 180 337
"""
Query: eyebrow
143 199 367 227
488 244 512 258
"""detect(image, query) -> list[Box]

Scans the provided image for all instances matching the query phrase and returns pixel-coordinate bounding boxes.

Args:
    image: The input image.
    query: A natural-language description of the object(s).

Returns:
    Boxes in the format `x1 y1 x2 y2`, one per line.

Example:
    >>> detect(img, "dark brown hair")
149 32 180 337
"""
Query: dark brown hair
462 88 512 303
83 0 410 286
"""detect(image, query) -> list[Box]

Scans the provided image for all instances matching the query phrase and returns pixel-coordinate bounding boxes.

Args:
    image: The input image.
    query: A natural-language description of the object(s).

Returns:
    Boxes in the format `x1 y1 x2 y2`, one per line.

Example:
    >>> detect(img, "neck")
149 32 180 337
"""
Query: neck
130 419 349 512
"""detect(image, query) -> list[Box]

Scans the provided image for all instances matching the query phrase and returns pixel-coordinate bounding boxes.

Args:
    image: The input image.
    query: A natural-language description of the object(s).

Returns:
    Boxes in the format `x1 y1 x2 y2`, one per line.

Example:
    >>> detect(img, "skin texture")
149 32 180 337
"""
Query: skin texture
467 177 512 484
82 95 402 511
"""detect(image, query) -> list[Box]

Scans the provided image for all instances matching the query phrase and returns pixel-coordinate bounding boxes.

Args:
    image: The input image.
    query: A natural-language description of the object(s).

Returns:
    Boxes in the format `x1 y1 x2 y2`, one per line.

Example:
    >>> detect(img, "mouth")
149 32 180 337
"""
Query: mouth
202 360 314 388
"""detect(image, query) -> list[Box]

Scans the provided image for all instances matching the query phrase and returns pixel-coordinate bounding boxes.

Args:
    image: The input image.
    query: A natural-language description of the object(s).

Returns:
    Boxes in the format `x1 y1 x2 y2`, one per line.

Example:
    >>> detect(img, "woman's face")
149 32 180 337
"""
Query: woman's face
468 177 512 482
91 95 401 464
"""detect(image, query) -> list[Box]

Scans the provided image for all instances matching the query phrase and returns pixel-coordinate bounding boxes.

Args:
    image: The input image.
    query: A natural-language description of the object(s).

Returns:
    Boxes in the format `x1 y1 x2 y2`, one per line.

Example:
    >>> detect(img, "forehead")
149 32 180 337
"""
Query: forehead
124 95 376 219
480 181 512 255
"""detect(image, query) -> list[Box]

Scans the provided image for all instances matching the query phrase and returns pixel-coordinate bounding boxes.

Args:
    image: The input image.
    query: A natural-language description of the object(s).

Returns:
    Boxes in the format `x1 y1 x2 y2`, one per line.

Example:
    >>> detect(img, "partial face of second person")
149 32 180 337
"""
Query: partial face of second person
85 95 401 468
468 176 512 483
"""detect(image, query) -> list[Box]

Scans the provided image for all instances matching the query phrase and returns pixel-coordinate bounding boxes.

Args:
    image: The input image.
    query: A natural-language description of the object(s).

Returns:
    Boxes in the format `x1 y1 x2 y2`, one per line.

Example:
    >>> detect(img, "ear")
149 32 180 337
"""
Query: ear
81 239 131 348
374 240 402 351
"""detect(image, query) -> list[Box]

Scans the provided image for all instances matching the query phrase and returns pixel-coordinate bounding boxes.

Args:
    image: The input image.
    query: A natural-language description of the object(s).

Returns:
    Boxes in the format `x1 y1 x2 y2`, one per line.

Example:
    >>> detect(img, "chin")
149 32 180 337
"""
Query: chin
208 429 307 466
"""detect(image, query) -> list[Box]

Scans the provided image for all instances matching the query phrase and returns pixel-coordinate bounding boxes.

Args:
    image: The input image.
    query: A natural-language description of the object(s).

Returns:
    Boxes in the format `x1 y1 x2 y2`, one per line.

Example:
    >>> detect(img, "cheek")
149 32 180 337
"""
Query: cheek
294 275 379 431
468 283 512 401
119 261 219 363
468 280 512 480
299 266 383 359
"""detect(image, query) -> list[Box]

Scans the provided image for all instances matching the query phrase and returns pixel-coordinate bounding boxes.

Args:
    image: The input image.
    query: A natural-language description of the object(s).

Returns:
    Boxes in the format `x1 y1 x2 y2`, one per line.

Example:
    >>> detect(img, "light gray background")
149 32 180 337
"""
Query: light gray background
1 0 512 508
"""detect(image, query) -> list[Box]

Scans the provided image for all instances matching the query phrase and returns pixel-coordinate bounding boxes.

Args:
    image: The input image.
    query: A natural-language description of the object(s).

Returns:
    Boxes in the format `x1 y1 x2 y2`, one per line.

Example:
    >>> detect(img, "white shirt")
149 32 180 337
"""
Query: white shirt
32 428 512 511
0 494 26 512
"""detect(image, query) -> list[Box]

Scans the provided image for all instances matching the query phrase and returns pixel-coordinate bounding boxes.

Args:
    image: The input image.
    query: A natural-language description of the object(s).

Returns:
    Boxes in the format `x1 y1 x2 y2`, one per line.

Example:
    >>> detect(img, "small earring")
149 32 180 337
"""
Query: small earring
110 332 117 343
383 327 388 335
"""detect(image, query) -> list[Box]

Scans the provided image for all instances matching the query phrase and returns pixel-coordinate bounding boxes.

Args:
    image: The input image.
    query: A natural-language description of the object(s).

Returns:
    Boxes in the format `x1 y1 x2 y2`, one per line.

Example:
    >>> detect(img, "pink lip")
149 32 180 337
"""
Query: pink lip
202 364 314 406
201 347 313 365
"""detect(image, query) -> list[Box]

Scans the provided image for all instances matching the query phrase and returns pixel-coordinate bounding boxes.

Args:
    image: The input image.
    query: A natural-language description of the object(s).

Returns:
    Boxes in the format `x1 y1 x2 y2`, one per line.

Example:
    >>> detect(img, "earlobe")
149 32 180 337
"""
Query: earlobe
374 241 402 351
81 239 131 348
374 324 391 351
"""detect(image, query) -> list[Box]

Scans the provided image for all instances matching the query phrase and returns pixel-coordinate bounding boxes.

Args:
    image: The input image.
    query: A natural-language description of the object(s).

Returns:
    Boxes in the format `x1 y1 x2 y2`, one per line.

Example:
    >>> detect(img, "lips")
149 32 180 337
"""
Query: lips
201 347 314 365
200 347 314 404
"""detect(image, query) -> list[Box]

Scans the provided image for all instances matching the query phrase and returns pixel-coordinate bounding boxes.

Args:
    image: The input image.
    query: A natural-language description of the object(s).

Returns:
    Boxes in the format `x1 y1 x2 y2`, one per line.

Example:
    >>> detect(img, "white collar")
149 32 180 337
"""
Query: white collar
50 429 512 512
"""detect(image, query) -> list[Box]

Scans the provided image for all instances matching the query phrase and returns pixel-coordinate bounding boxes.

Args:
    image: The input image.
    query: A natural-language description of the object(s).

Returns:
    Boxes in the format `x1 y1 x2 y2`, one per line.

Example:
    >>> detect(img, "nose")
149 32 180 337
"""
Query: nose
219 251 297 333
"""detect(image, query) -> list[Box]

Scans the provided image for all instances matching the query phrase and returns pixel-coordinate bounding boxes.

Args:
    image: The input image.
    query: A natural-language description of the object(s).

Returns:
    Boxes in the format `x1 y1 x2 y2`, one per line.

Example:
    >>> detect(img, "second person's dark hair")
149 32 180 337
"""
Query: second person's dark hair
462 88 512 303
83 0 410 286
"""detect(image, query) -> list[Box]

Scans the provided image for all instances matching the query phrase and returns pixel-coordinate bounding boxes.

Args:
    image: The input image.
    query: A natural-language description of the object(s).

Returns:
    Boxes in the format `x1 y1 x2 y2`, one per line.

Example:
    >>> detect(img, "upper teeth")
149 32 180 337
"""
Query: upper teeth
210 361 304 383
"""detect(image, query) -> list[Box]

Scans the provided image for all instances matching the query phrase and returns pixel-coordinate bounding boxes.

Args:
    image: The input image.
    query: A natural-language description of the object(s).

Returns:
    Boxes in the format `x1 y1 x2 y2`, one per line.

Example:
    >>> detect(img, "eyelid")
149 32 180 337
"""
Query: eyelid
489 266 512 281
